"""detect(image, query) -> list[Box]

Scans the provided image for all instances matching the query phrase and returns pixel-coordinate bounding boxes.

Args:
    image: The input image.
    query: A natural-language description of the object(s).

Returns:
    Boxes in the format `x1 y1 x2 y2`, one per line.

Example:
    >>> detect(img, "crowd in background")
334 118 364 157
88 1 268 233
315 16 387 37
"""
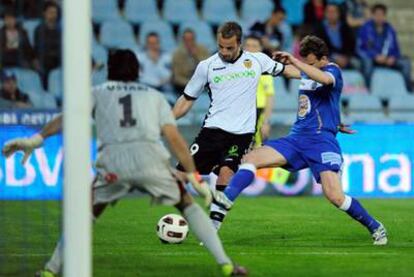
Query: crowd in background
0 0 412 108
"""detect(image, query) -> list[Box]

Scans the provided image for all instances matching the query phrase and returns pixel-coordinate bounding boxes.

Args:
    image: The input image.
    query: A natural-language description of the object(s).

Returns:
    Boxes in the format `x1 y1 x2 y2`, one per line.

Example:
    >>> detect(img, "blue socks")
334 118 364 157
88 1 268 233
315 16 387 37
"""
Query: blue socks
339 195 380 233
224 164 256 201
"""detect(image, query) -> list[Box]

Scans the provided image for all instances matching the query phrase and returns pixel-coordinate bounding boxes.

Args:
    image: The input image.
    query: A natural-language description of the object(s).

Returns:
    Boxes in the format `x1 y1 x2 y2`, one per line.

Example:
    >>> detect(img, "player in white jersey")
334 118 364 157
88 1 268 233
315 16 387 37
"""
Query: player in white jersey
2 50 247 276
173 22 285 229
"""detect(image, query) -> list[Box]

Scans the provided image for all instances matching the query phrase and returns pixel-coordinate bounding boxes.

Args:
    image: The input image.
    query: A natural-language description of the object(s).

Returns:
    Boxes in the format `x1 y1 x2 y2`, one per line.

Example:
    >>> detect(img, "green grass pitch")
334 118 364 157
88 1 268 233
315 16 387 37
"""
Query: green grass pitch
1 197 413 276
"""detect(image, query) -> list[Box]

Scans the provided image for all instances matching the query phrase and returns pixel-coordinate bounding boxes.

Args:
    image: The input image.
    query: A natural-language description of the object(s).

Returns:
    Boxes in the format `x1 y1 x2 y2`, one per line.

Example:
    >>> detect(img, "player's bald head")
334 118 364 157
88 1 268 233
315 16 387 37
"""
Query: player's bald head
107 49 139 82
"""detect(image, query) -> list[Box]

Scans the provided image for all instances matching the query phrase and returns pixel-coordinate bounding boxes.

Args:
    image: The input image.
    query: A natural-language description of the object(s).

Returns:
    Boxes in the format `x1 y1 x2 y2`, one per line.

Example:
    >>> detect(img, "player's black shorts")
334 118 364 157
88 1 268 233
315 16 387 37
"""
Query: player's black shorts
177 127 254 175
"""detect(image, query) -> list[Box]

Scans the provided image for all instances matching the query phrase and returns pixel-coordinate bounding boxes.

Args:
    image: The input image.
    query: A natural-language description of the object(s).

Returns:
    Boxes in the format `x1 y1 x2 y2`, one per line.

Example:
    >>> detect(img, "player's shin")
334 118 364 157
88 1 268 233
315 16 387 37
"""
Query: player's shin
209 163 257 230
339 195 380 233
182 203 232 265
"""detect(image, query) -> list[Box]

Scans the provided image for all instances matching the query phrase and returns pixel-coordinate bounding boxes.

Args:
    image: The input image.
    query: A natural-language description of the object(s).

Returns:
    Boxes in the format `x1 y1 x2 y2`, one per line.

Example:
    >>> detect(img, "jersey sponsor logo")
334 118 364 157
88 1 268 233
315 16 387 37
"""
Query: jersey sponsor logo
227 145 239 157
243 59 252 69
297 94 311 119
212 66 226 71
299 78 322 91
321 152 342 166
213 70 256 84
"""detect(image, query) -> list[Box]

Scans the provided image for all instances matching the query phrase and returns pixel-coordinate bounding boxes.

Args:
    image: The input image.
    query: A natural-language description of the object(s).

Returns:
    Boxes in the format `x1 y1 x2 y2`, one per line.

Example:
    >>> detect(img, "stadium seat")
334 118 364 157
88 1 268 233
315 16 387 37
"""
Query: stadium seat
240 0 274 25
288 78 301 94
4 68 43 93
163 0 199 25
23 19 40 46
139 21 176 52
27 90 58 109
388 112 414 122
274 77 289 96
371 68 408 97
100 20 137 49
389 94 414 111
178 21 216 53
48 68 62 100
202 0 239 25
92 43 108 66
92 0 121 24
270 111 296 125
273 93 297 112
281 0 307 25
342 69 368 95
92 68 107 86
347 94 383 111
348 112 393 123
124 0 160 24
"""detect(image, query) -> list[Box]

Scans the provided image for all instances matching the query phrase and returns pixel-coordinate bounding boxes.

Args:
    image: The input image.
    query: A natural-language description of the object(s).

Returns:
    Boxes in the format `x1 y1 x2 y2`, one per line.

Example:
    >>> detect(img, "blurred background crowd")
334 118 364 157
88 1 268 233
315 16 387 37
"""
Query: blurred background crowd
0 0 413 123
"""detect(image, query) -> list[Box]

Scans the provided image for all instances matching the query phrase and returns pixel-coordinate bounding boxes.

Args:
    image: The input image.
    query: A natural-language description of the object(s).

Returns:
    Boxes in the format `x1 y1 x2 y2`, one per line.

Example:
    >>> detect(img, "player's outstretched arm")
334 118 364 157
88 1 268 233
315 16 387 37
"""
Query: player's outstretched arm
2 114 63 164
274 51 334 85
162 124 212 206
172 95 195 119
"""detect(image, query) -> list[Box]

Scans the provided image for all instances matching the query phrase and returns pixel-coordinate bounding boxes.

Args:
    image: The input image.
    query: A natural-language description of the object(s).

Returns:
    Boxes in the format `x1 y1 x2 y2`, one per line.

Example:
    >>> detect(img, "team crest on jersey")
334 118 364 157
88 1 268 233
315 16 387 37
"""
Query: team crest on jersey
243 59 252 69
297 94 311 119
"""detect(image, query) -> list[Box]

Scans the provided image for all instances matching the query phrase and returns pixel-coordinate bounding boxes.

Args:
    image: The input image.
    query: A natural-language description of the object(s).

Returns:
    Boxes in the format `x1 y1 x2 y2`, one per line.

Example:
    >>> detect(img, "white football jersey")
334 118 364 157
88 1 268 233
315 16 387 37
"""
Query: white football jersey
92 81 176 147
184 51 284 134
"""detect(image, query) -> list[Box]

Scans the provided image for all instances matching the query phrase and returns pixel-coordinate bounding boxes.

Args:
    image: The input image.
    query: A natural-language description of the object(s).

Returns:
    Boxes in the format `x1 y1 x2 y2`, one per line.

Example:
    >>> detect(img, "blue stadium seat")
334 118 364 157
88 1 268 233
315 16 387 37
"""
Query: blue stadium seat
178 21 216 53
371 68 408 97
92 68 107 86
241 0 274 24
92 43 108 66
270 111 296 125
48 68 62 100
348 112 392 123
347 94 382 111
124 0 160 24
389 94 414 111
23 19 40 46
273 93 297 112
281 0 307 25
27 90 57 109
388 112 414 123
139 21 176 52
5 68 43 93
274 77 289 96
100 20 137 49
202 0 239 25
92 0 121 24
342 69 368 95
288 78 301 94
163 0 199 25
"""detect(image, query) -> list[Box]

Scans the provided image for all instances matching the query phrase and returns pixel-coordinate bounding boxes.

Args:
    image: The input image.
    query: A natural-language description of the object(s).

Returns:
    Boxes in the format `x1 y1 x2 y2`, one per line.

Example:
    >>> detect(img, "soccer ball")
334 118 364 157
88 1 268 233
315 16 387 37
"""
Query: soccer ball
156 214 189 244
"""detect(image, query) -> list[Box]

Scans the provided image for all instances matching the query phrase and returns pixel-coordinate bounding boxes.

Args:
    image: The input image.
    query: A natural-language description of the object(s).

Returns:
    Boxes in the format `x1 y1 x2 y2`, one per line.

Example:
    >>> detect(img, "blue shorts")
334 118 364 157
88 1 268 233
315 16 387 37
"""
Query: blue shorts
264 133 343 183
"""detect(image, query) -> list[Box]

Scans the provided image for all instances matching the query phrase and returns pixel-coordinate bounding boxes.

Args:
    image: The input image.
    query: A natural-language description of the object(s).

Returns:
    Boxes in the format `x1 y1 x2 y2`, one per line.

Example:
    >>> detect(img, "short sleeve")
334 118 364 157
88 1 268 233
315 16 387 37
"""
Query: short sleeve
183 61 208 99
158 94 177 127
253 52 285 77
323 65 341 88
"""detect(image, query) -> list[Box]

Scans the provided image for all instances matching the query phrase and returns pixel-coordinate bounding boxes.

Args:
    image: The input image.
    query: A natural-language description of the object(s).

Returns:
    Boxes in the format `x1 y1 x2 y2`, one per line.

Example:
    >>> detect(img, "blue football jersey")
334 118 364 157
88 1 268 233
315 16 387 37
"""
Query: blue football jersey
290 63 343 135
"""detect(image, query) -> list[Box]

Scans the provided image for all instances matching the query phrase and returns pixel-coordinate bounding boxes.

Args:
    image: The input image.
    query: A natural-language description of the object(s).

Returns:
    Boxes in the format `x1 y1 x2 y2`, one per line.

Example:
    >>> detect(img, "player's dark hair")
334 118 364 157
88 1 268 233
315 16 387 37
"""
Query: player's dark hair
218 21 243 44
43 0 59 12
146 32 159 41
371 3 387 14
107 49 139 82
299 35 329 60
273 7 286 14
244 34 263 47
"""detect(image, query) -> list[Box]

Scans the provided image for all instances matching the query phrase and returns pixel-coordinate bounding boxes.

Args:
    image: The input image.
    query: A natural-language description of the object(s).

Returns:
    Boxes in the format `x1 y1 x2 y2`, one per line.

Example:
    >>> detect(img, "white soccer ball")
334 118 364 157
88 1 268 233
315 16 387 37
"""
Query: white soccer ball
156 214 189 244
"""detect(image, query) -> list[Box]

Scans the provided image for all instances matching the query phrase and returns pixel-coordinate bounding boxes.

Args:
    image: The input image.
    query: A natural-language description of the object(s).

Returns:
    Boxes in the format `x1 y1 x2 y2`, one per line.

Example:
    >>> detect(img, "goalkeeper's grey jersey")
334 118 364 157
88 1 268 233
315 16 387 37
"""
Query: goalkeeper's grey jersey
92 81 176 148
184 51 284 134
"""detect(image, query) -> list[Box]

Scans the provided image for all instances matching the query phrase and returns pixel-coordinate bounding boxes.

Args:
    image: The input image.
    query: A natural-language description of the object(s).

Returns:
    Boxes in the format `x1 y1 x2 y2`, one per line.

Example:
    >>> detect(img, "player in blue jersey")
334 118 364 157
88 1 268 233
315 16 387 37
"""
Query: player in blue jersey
212 35 388 245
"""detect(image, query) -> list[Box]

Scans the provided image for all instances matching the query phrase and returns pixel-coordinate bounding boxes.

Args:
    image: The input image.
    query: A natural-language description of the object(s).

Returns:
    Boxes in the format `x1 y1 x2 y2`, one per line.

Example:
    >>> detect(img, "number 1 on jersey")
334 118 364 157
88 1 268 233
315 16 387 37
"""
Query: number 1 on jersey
119 95 137 127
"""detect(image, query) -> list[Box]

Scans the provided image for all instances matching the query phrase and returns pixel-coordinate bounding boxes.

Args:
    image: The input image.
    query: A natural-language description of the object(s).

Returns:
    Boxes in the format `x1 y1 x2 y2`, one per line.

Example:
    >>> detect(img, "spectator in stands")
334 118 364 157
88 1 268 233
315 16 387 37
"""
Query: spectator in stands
34 1 61 86
0 10 38 69
249 7 293 55
0 0 45 18
304 0 326 25
344 0 369 29
292 25 313 59
172 29 209 95
357 4 412 91
138 32 171 91
0 72 32 108
314 3 355 68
